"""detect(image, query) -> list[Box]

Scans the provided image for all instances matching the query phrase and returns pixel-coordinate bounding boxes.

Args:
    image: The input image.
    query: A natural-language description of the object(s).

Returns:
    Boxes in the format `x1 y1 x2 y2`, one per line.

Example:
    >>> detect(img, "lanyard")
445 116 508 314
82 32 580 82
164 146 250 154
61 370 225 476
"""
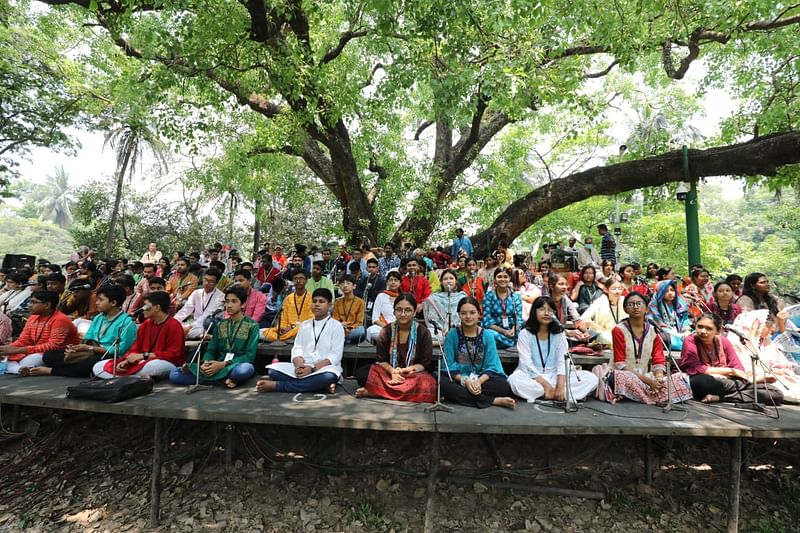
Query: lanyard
33 314 56 345
312 317 331 352
340 297 356 324
535 334 550 370
462 330 482 373
99 310 125 339
226 317 245 352
293 291 308 318
201 291 215 314
623 320 650 363
498 292 509 317
609 300 620 323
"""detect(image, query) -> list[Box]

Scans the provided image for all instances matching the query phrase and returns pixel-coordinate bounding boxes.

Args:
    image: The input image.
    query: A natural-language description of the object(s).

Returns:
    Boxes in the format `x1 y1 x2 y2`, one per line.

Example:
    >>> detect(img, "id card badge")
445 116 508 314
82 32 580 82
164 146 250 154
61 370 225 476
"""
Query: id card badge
502 316 510 329
224 352 235 363
468 372 479 382
366 301 374 311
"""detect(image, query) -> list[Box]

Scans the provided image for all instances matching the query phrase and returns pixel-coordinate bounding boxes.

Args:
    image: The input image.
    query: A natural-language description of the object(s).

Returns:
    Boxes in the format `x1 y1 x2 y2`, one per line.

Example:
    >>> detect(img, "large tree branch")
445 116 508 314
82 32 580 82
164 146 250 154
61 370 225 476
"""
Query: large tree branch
472 132 800 256
321 29 369 64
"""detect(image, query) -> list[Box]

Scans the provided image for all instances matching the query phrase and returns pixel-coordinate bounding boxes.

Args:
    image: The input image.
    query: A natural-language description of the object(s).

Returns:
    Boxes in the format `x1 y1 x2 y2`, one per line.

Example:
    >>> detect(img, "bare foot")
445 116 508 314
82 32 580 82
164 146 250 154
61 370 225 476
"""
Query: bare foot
327 383 337 394
225 378 238 389
28 367 52 376
355 387 369 398
18 366 31 377
493 397 516 409
255 379 277 393
702 394 720 404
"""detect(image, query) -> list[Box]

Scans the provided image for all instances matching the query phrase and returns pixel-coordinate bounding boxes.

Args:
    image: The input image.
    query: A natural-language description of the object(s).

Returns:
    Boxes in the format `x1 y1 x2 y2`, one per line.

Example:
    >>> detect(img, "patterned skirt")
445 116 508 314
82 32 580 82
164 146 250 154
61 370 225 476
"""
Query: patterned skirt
613 370 693 404
364 365 437 403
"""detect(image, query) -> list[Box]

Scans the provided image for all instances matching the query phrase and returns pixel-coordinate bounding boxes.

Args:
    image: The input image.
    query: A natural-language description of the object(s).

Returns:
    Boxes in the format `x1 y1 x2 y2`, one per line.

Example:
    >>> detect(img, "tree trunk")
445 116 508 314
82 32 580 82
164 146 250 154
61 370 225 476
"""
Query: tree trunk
104 147 133 256
252 197 261 260
227 193 235 243
472 132 800 257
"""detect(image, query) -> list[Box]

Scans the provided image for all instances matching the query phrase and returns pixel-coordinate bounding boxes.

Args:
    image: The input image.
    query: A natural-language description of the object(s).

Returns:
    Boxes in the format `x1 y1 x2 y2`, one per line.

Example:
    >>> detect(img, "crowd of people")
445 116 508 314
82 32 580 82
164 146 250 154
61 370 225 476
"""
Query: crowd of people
1 224 798 410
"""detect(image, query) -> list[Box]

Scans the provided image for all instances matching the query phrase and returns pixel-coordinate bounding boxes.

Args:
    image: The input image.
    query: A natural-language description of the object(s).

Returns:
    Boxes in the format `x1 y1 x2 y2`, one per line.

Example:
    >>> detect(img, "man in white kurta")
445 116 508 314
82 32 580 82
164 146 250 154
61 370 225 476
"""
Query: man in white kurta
508 328 597 402
256 288 345 393
173 269 226 339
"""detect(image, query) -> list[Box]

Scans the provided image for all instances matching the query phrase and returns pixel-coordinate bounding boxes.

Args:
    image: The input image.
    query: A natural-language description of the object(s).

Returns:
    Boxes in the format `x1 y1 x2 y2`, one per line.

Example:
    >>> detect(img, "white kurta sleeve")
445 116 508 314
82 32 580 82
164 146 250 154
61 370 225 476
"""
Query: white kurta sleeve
324 320 345 368
516 329 541 379
290 321 311 360
554 332 568 376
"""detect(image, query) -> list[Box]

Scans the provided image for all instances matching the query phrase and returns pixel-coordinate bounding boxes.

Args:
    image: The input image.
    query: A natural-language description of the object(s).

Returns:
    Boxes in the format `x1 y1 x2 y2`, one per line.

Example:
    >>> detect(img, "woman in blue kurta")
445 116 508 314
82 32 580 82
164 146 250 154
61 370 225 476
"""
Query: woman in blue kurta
170 286 257 388
482 267 524 349
646 280 692 351
440 297 516 409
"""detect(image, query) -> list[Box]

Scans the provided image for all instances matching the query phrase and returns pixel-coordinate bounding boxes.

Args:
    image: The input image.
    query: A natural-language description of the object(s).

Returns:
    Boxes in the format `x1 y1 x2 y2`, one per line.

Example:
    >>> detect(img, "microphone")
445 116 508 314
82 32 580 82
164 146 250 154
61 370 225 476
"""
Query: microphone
212 307 224 317
723 324 748 340
550 313 563 329
646 318 663 332
68 283 94 292
132 304 152 317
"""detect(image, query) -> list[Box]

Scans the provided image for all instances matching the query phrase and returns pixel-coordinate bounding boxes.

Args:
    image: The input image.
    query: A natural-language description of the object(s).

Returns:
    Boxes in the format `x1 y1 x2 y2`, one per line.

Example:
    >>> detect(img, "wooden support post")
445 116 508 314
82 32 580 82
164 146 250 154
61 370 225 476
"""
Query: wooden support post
10 405 20 433
225 424 236 466
423 431 441 533
727 437 742 533
150 418 164 528
644 436 653 486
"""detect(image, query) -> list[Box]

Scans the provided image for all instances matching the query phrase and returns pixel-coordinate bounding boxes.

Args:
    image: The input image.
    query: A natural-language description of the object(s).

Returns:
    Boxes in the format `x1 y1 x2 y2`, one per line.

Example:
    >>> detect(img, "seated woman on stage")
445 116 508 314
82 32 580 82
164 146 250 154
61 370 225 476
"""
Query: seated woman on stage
257 288 344 394
549 273 591 343
684 268 714 306
169 286 257 388
514 268 541 322
646 280 692 351
508 297 597 402
423 270 464 337
708 281 741 325
618 264 648 297
441 297 516 409
679 313 783 405
366 271 402 343
579 278 627 346
596 259 618 286
461 258 485 304
736 272 784 323
571 265 603 315
603 292 692 404
95 291 185 380
482 268 524 350
355 294 437 402
28 285 137 377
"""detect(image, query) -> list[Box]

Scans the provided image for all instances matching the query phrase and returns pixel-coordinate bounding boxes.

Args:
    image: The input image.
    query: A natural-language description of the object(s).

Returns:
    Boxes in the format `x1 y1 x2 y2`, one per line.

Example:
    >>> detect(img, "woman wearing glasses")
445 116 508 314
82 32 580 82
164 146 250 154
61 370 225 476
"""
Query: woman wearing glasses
598 292 692 404
355 294 436 402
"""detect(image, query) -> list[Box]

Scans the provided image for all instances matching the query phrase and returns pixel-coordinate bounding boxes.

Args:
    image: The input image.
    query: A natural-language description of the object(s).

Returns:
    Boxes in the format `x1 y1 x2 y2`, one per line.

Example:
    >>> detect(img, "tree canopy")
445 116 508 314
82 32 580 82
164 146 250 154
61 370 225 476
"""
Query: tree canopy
8 0 800 256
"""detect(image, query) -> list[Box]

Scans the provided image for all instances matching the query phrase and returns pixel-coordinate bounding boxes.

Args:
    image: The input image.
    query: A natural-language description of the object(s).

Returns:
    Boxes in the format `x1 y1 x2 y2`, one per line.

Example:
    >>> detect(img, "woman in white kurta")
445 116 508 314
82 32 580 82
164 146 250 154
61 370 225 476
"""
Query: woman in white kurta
366 271 401 343
256 288 345 394
579 278 628 346
509 296 597 402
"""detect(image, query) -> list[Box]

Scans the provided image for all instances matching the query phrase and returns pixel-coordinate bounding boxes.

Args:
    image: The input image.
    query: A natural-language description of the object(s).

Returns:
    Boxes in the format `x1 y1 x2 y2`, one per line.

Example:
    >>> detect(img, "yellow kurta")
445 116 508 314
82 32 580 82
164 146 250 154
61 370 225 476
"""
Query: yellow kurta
261 291 314 341
332 296 365 333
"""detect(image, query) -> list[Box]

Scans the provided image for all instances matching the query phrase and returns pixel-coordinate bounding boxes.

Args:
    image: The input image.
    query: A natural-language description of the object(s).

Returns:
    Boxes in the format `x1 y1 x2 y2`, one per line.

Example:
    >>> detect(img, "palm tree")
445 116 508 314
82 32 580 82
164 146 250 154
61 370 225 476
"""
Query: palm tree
103 123 168 256
37 165 75 229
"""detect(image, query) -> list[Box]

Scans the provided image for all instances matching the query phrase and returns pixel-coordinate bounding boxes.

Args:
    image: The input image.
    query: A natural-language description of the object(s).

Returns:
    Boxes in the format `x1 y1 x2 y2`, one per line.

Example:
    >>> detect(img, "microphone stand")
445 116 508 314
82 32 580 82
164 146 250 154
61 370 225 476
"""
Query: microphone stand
358 280 374 348
563 350 581 414
650 321 686 413
186 308 223 394
730 332 766 413
425 324 453 413
269 284 292 347
101 317 137 379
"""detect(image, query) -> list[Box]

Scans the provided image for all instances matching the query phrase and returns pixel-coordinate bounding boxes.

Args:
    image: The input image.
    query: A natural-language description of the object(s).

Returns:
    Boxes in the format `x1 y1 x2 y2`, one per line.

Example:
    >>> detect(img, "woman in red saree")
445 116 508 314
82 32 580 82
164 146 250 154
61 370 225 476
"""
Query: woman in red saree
354 294 437 402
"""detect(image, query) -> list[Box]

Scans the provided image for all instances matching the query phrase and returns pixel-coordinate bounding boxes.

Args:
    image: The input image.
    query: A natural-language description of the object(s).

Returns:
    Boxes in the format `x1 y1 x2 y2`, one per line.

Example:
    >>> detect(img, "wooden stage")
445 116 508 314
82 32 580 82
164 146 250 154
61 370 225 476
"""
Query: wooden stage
0 374 793 532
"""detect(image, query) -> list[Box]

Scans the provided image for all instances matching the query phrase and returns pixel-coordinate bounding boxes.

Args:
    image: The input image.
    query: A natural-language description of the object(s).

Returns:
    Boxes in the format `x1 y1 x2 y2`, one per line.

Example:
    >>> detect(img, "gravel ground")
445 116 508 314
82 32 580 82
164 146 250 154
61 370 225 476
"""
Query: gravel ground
1 409 799 532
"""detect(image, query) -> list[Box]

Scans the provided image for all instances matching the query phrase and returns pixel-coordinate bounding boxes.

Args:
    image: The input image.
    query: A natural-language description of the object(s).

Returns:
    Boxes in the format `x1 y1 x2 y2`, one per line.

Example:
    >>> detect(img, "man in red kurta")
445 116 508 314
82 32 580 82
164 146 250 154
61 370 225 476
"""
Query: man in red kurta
95 291 185 379
399 258 431 314
0 290 80 374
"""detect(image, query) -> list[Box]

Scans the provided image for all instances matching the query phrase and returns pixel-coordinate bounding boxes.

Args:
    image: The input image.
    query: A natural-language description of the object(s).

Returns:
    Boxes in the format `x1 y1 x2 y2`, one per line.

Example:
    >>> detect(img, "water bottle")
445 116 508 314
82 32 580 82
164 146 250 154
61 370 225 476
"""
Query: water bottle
0 356 8 375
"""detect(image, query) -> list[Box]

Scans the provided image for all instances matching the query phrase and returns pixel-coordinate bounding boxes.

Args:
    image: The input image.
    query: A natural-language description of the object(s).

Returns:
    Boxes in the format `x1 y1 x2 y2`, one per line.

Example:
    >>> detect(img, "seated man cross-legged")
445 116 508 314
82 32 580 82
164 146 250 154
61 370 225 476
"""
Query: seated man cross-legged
257 288 344 394
0 290 80 374
28 285 138 377
173 267 225 339
92 291 185 380
169 286 257 389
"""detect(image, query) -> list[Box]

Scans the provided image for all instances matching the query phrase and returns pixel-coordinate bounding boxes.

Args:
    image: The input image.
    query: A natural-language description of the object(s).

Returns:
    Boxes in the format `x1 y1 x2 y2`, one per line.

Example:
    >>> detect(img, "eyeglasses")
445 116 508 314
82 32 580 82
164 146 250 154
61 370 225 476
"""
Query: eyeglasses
610 287 625 292
395 308 415 315
624 302 645 308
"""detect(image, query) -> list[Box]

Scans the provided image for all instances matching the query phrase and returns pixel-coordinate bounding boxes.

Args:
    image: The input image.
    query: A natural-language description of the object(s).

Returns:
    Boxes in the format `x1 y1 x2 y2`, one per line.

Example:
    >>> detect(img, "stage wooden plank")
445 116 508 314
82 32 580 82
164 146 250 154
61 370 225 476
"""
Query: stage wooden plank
0 375 770 438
